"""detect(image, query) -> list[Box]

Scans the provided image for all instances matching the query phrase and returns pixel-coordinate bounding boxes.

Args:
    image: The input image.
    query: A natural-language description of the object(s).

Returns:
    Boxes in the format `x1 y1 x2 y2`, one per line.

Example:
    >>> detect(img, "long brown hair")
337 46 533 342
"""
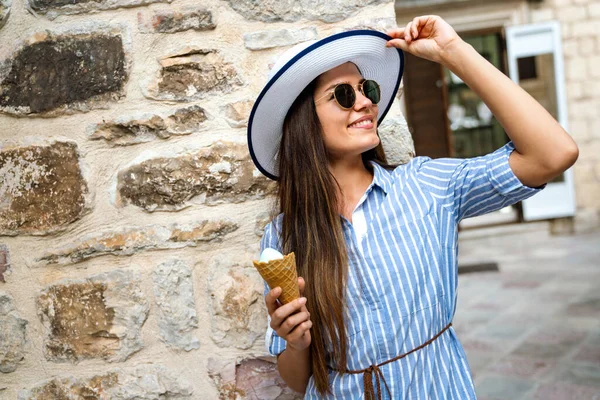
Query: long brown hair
277 78 391 394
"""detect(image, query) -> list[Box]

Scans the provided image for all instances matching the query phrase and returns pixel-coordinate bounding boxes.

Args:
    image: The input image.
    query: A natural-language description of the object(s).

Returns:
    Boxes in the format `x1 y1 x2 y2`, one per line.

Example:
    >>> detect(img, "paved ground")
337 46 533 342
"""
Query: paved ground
454 222 600 400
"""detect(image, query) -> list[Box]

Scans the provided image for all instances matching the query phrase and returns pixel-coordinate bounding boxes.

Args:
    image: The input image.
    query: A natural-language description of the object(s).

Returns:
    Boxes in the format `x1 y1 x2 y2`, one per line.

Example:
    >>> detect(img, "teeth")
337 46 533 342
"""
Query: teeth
349 119 372 128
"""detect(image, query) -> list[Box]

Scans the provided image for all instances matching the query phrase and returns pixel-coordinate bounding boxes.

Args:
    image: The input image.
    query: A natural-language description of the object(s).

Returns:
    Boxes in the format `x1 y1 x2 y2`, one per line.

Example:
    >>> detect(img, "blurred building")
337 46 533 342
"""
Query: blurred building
396 0 600 231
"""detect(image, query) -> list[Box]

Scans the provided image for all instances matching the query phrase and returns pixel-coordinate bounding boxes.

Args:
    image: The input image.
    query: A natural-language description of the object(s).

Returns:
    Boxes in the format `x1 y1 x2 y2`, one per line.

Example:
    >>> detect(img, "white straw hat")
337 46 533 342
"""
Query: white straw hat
247 30 404 180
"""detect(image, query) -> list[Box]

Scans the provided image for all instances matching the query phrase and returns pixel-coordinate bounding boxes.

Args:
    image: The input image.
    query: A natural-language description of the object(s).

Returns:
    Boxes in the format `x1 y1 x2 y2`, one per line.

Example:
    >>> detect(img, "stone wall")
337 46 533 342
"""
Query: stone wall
0 0 412 398
396 0 600 226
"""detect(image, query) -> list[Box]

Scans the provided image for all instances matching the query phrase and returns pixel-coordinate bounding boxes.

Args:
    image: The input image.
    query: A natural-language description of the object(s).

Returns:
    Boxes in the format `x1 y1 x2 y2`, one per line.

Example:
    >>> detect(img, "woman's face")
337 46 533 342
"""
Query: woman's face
314 62 380 162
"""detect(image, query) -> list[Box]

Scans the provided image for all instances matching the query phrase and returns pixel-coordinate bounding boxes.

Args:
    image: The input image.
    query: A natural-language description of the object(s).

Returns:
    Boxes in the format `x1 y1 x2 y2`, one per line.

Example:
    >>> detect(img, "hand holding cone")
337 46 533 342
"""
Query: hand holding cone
253 249 299 305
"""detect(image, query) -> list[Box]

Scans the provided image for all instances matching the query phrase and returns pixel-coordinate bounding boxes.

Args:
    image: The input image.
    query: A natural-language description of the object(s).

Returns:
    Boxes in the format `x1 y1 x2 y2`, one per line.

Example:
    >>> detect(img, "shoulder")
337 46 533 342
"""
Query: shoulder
264 213 283 231
261 214 283 251
372 157 435 183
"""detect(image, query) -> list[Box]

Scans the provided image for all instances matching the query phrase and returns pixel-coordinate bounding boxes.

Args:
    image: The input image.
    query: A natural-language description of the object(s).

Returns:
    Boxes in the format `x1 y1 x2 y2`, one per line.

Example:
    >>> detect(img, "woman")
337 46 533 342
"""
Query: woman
247 15 578 399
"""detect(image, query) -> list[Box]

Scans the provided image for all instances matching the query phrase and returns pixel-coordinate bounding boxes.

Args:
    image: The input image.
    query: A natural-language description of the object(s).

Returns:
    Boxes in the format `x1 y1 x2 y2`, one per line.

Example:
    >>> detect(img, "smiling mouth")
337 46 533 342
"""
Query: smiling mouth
348 118 374 129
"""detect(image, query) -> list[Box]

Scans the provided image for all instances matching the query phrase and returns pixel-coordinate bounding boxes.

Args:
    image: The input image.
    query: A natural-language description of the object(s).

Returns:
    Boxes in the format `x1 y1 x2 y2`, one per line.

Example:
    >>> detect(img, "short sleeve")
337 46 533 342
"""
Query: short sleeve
416 142 545 222
260 218 287 356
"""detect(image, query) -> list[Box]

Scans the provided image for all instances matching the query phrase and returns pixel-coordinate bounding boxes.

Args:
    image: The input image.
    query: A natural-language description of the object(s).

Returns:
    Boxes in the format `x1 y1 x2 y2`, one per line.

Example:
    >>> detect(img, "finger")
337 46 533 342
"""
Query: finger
386 38 409 51
271 297 307 328
265 287 281 316
385 27 405 39
412 16 421 39
276 311 310 337
298 277 305 296
287 320 313 343
404 22 412 43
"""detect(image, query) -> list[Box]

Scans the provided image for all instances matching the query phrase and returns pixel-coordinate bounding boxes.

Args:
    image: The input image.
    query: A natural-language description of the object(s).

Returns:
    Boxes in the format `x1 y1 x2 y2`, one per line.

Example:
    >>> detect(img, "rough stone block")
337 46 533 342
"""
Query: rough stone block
591 120 600 140
0 292 27 373
562 38 578 58
568 118 590 141
576 178 600 209
582 80 600 99
28 0 172 20
145 48 243 101
587 56 600 78
36 269 148 362
115 141 276 211
88 105 207 146
578 37 597 56
589 3 600 17
153 260 200 351
37 220 238 265
222 99 253 128
566 58 587 81
339 17 396 32
254 212 271 238
244 27 317 50
570 99 597 118
0 244 10 282
0 141 91 236
0 0 10 29
208 256 265 350
531 8 555 23
561 22 572 40
138 7 215 33
566 81 583 101
378 114 415 165
557 5 587 22
17 364 193 399
576 138 600 162
550 217 575 235
224 0 389 23
0 31 127 116
572 20 599 37
208 357 302 399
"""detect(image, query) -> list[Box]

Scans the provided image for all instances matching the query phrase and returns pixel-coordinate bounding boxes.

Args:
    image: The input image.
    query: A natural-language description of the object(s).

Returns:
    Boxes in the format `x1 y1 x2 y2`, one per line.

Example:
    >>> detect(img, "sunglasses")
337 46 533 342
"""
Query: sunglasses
315 79 381 109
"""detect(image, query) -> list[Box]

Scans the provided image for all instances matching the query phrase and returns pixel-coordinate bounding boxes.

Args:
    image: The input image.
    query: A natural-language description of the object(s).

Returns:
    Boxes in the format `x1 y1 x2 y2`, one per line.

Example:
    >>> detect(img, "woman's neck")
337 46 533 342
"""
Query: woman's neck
328 156 373 222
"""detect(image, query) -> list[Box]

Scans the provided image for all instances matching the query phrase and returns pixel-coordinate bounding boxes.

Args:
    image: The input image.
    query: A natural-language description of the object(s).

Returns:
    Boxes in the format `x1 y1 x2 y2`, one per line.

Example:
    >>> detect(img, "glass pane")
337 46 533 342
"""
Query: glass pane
445 33 509 159
516 53 564 183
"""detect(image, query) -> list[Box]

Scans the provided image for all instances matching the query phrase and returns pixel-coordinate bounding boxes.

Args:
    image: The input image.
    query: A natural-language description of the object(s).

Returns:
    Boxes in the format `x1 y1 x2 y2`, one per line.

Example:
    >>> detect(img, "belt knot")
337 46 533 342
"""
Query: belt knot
337 323 452 399
363 364 390 400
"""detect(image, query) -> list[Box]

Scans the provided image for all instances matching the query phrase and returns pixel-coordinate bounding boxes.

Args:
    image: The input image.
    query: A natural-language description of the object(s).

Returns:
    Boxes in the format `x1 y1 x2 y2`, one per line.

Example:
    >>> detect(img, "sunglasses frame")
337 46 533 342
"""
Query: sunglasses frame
314 79 381 110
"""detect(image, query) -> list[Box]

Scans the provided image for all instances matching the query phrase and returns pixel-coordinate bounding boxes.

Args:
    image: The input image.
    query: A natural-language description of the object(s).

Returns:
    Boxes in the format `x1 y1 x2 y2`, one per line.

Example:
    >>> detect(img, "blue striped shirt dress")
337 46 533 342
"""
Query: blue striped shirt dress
260 142 543 399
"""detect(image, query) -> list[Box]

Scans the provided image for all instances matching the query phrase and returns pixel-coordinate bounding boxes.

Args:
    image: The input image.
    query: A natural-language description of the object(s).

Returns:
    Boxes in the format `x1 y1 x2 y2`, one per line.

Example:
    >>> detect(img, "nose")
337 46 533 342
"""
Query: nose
353 86 373 111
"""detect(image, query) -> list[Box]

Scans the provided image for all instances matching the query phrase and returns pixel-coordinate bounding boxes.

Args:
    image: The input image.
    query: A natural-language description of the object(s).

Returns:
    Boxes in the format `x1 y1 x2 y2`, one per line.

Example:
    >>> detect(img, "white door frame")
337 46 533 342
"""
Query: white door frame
506 21 577 221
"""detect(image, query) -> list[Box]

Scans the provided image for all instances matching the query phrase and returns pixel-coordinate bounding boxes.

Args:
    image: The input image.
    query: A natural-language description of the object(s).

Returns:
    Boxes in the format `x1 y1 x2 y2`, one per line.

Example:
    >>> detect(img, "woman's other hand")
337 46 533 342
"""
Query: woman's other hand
266 277 312 351
386 15 461 65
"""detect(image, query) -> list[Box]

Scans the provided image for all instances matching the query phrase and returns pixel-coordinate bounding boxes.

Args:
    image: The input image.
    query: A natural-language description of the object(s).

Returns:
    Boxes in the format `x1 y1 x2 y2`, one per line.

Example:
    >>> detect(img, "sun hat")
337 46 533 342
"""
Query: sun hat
247 30 404 180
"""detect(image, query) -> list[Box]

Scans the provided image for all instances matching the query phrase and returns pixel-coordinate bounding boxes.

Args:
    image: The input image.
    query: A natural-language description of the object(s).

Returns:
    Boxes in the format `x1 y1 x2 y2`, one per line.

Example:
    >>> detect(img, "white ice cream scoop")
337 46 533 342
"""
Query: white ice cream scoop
259 248 284 263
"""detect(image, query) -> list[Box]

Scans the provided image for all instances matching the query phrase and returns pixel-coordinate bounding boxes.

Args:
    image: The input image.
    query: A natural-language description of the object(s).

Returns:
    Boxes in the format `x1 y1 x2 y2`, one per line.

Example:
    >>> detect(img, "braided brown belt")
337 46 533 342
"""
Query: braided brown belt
336 322 452 400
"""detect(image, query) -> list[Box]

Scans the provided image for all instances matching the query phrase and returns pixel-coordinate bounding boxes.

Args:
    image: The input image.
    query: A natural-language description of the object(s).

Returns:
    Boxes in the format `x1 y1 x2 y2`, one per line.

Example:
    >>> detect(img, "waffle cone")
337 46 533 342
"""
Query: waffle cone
253 252 299 305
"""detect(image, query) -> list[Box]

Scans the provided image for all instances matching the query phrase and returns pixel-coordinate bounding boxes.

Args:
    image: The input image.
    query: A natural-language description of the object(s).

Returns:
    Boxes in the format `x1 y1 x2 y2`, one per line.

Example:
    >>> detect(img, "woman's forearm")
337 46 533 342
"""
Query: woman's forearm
441 40 578 187
277 346 312 394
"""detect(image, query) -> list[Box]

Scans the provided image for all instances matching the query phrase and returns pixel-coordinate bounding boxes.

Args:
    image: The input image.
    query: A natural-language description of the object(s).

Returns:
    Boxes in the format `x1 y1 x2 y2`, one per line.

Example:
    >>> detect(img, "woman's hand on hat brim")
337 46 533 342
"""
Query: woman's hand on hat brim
386 15 462 66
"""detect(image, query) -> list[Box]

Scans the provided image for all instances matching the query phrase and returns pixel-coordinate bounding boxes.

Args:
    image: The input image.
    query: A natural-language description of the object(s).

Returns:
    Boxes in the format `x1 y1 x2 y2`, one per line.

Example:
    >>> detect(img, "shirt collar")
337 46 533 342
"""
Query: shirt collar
369 161 393 195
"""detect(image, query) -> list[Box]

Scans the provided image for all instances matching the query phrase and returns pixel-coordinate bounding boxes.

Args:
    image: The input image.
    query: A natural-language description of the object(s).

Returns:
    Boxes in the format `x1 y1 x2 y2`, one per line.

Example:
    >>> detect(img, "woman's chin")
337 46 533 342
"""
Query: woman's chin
362 134 381 151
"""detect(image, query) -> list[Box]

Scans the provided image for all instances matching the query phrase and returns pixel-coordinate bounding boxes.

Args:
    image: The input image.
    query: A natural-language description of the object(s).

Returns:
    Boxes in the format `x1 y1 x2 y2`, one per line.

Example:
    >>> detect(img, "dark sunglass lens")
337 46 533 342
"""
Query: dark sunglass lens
335 83 356 108
363 80 381 104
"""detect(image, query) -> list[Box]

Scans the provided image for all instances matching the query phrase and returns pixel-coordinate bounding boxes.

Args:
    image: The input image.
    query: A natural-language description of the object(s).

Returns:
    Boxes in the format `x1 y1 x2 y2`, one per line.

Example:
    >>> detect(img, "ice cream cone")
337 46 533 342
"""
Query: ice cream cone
253 252 299 304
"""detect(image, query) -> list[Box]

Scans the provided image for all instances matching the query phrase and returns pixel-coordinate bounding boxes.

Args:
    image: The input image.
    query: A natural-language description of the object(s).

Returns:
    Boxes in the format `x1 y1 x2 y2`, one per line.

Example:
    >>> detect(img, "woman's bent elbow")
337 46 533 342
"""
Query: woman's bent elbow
556 141 579 172
542 141 579 183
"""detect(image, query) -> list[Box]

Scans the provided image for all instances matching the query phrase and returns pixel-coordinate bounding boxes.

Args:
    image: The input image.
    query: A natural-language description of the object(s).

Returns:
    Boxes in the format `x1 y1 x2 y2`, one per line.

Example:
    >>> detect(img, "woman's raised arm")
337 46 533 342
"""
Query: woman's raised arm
387 15 579 188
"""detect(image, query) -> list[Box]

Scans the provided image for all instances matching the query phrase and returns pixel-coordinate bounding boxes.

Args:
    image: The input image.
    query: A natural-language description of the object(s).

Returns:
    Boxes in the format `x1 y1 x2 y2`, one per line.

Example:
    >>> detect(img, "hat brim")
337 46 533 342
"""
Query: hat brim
248 30 404 180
